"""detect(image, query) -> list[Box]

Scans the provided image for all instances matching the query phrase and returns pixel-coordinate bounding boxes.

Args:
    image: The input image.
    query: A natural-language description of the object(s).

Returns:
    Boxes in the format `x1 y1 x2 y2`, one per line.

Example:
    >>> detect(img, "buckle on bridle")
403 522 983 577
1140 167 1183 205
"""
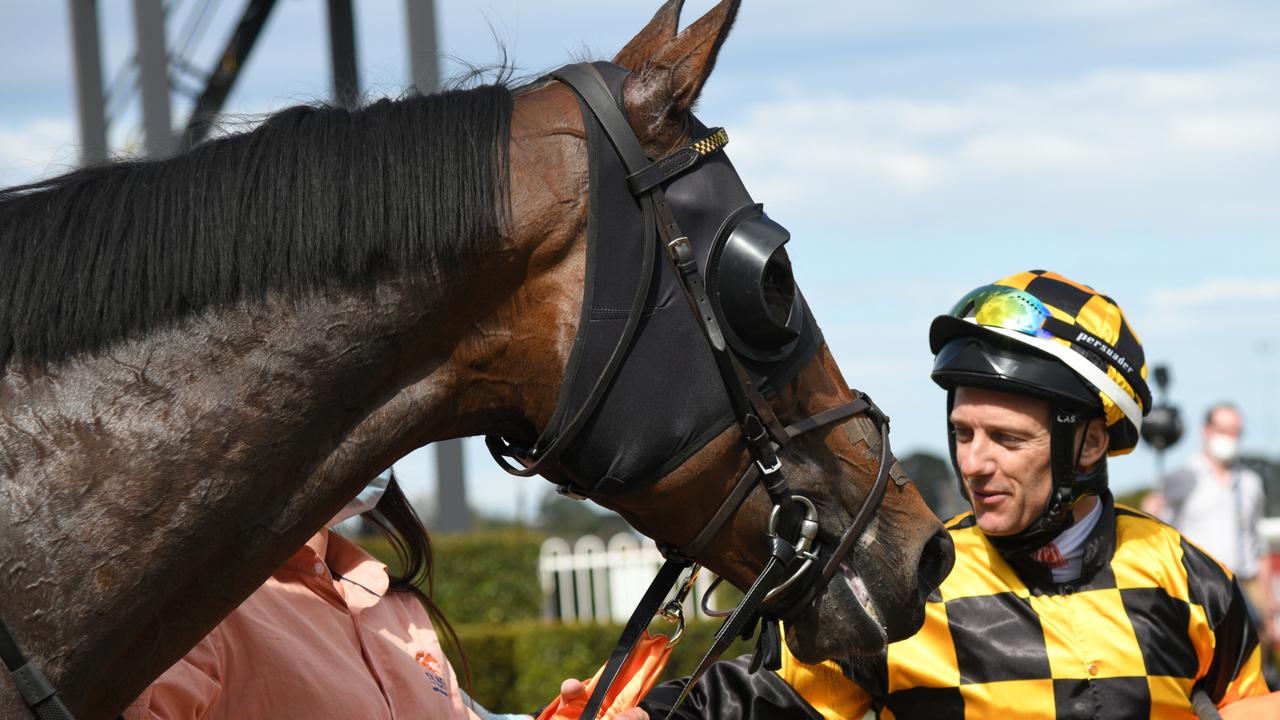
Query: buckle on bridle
667 235 694 266
756 455 782 475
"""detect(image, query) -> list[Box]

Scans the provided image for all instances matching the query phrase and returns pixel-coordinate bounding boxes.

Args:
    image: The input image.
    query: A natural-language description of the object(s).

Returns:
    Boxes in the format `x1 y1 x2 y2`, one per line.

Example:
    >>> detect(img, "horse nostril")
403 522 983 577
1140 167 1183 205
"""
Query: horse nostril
916 530 955 596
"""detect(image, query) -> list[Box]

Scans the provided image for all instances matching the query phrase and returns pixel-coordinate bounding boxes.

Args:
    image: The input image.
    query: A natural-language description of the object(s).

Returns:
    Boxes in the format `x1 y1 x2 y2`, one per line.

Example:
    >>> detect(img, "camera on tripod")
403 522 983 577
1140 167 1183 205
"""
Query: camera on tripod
1140 365 1183 451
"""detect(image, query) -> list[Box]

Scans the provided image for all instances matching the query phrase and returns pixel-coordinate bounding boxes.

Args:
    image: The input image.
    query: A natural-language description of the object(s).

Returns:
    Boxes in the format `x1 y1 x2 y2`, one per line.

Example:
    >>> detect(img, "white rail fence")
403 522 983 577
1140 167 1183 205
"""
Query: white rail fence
538 533 722 623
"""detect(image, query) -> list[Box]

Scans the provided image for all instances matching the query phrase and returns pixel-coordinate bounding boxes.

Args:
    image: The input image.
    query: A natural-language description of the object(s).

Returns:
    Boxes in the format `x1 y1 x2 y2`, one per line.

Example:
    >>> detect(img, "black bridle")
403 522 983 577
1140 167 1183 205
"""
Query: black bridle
578 391 898 720
484 63 904 720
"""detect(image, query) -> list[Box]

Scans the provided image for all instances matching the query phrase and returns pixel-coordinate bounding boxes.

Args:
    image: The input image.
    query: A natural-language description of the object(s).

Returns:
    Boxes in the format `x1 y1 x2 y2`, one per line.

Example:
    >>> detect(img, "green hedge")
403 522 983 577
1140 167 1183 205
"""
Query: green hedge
361 528 545 625
449 619 757 713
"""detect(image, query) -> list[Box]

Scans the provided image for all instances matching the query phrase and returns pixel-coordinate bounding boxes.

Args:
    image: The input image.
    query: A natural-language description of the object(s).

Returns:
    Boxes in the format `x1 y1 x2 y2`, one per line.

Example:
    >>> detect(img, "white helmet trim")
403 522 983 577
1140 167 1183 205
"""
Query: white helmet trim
974 322 1144 433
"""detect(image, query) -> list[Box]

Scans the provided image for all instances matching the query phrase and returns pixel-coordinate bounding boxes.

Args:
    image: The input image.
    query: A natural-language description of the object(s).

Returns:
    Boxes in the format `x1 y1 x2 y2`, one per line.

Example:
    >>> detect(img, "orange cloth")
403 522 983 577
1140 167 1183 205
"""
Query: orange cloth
536 631 672 720
125 531 481 720
1221 689 1280 719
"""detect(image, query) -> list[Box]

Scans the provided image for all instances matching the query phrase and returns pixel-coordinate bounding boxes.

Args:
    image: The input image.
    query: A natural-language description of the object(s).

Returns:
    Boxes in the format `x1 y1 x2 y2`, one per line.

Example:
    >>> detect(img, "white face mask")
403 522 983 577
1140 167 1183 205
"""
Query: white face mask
328 469 393 527
1206 433 1239 463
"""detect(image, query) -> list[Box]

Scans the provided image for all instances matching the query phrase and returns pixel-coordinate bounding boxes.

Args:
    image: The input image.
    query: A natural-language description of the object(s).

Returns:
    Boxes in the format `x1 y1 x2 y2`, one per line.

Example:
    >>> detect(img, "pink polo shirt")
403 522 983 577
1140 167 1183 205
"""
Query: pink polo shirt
125 530 482 720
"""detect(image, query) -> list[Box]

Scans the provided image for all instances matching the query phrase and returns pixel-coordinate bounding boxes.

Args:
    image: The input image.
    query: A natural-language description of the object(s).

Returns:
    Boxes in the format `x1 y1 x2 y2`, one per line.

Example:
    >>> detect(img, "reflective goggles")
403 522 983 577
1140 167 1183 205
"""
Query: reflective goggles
949 284 1063 340
948 283 1145 429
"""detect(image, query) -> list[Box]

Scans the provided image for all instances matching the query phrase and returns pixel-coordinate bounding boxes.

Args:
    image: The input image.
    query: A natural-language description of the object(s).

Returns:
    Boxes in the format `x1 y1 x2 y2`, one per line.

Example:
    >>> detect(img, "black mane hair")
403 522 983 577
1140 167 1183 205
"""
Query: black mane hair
0 83 512 368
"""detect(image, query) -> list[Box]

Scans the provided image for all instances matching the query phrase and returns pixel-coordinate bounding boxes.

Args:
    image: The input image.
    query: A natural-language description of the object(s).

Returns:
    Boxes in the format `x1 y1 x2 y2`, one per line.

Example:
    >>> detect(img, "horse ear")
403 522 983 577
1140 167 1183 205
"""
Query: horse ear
613 0 684 72
623 0 740 150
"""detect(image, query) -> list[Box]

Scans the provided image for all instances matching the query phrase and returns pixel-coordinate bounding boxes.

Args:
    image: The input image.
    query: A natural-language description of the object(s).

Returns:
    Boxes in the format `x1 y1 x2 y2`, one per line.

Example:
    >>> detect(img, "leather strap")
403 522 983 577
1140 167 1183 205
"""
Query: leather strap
783 398 869 441
664 538 797 718
553 64 650 172
0 618 28 684
626 147 701 196
649 188 790 499
577 558 692 720
0 613 86 720
816 414 894 588
625 127 728 196
675 398 868 560
780 395 897 622
675 464 761 560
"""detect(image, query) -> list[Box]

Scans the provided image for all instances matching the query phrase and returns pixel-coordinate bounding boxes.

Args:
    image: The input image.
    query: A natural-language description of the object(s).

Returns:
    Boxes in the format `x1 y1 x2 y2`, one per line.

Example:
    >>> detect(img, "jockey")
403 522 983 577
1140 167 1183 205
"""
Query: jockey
643 270 1273 718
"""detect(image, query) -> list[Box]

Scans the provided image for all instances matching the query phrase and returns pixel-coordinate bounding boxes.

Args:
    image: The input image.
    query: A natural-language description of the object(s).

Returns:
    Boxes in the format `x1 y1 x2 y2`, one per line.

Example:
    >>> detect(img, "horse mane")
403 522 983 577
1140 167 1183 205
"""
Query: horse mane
0 82 513 368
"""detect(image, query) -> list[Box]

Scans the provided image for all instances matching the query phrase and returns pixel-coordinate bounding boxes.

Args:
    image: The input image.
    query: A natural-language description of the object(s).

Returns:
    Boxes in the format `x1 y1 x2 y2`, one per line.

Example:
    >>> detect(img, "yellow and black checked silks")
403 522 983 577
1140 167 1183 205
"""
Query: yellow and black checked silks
778 493 1267 719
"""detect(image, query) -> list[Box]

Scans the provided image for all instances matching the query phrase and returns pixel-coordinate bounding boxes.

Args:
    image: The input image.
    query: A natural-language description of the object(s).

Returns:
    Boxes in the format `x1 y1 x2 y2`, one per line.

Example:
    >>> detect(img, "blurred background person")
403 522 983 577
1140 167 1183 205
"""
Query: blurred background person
1150 403 1275 685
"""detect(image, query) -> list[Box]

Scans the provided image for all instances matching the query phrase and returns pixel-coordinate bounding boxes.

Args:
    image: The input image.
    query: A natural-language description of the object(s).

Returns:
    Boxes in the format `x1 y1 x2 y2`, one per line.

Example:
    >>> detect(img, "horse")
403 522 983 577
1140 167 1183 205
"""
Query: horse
0 2 953 717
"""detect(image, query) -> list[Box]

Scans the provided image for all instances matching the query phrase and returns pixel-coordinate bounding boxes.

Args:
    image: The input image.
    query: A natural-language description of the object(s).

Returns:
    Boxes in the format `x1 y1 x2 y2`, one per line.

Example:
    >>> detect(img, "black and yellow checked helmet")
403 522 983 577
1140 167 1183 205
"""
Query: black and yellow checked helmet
929 271 1151 556
930 270 1150 455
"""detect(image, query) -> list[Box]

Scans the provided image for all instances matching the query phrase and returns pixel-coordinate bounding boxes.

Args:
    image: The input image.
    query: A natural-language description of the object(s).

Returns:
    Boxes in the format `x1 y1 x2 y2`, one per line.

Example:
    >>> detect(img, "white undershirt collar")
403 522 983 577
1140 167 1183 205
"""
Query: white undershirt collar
1030 500 1104 583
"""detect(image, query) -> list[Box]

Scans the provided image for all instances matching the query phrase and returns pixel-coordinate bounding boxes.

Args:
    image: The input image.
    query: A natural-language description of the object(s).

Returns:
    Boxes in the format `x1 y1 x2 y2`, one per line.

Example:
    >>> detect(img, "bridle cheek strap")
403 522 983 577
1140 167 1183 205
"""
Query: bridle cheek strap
676 396 896 705
574 395 893 720
780 394 903 624
672 396 874 561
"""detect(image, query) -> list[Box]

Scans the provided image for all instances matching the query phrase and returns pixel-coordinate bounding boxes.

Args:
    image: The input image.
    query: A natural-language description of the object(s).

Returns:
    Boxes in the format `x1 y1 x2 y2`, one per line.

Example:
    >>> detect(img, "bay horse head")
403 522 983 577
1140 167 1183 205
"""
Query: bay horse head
0 1 951 717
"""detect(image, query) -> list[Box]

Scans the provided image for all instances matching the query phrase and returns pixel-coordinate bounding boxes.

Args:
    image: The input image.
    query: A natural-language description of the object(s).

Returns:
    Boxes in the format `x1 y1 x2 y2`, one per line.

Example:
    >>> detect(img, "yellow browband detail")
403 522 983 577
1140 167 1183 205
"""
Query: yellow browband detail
692 128 729 156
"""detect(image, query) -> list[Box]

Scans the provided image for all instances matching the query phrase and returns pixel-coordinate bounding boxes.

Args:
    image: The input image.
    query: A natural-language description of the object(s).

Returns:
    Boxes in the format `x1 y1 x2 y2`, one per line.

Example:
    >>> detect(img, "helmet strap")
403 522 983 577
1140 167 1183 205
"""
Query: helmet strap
945 389 969 503
1069 416 1110 499
987 408 1078 559
944 394 1110 560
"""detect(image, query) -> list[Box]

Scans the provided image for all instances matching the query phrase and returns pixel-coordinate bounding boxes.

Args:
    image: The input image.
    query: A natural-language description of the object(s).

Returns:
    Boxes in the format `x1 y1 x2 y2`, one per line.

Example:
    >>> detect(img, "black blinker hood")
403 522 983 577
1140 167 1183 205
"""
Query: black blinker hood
529 62 821 495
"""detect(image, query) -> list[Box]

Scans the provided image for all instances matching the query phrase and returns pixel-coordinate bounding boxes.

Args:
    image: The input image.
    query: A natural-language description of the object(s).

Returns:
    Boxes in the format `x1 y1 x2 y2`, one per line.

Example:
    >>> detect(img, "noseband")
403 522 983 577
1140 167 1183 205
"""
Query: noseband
484 63 905 719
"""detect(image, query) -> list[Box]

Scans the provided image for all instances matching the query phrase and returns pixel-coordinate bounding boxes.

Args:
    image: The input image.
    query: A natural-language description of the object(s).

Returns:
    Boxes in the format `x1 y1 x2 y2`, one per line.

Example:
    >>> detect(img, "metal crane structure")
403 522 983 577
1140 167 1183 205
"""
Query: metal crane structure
64 0 472 532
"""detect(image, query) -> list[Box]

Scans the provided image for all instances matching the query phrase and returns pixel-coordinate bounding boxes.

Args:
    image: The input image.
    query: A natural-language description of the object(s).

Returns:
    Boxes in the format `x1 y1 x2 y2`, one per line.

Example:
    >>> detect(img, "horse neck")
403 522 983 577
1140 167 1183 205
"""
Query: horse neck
0 253 545 715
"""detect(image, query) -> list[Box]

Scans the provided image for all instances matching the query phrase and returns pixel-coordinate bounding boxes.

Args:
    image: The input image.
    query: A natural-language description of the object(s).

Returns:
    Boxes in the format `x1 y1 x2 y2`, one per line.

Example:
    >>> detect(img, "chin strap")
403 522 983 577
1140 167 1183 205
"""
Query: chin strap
945 389 1105 560
987 407 1080 559
986 406 1113 561
749 618 784 672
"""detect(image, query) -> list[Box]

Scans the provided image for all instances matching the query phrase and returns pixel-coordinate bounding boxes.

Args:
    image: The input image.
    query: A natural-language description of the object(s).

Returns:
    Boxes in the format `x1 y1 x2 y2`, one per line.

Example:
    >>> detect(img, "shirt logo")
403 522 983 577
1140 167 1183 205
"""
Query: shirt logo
415 650 449 697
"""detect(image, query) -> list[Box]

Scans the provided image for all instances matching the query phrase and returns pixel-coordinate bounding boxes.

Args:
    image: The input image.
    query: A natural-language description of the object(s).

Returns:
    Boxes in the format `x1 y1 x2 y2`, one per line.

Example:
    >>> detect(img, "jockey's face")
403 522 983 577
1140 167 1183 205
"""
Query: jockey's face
950 386 1055 536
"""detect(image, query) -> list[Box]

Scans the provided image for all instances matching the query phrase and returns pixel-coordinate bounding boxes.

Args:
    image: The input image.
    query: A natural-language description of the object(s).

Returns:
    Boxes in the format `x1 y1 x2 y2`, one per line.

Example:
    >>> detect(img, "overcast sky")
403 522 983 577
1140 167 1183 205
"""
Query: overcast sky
2 1 1278 520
